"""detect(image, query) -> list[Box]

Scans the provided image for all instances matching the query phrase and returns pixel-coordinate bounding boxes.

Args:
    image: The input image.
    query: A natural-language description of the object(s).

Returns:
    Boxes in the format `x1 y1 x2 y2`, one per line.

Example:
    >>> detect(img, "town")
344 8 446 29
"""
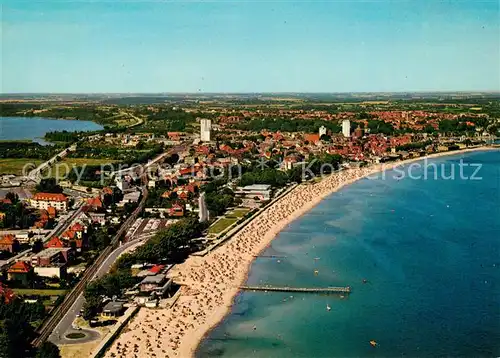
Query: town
0 93 499 357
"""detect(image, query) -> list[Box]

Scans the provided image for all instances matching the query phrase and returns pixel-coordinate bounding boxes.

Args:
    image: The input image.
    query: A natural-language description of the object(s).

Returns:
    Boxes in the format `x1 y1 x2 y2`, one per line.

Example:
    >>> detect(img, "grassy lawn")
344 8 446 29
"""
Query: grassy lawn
208 217 238 234
0 158 43 175
13 288 68 296
47 157 118 178
227 208 250 219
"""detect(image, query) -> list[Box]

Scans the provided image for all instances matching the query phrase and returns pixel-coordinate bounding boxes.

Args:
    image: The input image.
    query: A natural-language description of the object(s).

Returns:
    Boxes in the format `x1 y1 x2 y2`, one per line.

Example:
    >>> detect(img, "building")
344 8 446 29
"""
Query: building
235 184 272 201
198 192 209 222
115 177 130 192
342 120 351 138
139 274 172 296
119 191 141 204
319 125 327 138
200 118 212 142
0 235 20 253
44 236 67 249
31 247 73 267
30 193 68 212
101 301 125 318
30 247 71 278
169 203 184 217
353 125 364 139
7 261 32 284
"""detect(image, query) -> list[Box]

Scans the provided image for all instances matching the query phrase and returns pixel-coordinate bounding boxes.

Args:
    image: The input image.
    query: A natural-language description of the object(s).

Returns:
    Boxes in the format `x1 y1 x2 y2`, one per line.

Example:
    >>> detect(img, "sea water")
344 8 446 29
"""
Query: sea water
197 150 500 357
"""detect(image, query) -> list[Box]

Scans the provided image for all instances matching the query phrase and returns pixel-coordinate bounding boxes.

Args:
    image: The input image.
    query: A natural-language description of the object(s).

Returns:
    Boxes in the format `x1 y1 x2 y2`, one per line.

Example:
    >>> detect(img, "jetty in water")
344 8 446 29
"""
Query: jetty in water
252 255 287 259
240 285 351 294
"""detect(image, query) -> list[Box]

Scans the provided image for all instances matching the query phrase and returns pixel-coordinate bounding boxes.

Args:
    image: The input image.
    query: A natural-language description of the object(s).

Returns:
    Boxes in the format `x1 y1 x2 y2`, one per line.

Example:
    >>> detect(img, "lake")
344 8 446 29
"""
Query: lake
0 116 103 145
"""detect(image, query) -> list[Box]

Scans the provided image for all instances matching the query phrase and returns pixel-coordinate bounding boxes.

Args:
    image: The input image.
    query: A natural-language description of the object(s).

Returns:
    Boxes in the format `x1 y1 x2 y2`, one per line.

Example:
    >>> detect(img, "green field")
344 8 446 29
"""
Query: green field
208 217 238 234
0 158 43 175
47 157 118 178
13 288 68 296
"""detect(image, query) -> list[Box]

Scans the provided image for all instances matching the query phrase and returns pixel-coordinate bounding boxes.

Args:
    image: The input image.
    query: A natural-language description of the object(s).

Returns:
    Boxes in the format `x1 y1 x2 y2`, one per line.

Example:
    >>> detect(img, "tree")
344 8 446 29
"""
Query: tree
5 192 18 204
288 166 304 183
32 239 44 253
82 300 99 321
35 341 60 358
36 178 62 193
320 134 331 142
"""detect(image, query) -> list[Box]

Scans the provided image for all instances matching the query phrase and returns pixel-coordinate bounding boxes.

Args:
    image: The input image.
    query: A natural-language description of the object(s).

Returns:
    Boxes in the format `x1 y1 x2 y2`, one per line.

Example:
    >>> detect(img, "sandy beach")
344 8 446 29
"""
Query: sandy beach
103 146 498 358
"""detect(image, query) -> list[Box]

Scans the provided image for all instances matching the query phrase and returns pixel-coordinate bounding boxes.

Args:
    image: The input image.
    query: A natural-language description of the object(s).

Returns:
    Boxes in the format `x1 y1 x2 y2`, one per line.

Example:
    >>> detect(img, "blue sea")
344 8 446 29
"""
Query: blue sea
197 150 500 358
0 116 103 144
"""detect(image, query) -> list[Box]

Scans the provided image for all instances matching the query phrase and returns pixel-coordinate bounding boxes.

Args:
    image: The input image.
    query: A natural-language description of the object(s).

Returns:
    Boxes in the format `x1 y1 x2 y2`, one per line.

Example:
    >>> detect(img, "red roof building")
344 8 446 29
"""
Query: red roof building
169 203 184 217
32 193 67 202
87 197 103 209
61 230 77 240
149 264 165 274
102 187 113 195
8 261 32 283
0 235 19 253
47 206 57 218
8 261 31 274
31 193 68 211
45 236 67 248
71 223 85 232
304 134 320 144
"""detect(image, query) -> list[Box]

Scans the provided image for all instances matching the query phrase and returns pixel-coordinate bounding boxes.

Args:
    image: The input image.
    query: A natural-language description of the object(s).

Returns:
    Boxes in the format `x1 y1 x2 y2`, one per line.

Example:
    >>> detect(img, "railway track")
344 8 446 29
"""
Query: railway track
32 188 148 347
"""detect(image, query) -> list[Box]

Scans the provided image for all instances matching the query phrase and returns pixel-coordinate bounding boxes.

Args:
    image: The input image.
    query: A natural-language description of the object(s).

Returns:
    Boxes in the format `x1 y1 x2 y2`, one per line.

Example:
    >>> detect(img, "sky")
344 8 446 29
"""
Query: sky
1 0 499 93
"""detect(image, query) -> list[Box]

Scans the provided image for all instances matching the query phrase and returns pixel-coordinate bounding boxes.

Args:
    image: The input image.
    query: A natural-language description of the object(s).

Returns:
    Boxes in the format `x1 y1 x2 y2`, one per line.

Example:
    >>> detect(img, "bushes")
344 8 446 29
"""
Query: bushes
238 168 288 187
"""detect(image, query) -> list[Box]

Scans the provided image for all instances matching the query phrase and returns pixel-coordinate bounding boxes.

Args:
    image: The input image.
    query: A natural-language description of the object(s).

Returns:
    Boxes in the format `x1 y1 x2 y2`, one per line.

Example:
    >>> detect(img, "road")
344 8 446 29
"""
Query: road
48 201 85 238
119 110 144 128
49 237 146 345
110 143 187 177
33 144 186 348
26 144 77 183
32 186 148 348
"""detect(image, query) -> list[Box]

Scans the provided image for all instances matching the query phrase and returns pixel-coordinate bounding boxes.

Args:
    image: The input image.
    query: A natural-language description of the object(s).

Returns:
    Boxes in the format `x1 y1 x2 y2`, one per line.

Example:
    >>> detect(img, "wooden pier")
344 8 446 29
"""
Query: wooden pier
252 255 287 259
240 285 351 294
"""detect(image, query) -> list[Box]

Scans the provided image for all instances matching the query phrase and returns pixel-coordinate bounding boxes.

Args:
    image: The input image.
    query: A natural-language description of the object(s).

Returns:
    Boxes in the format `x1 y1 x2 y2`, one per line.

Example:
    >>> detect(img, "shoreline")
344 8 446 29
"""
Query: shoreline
103 146 498 358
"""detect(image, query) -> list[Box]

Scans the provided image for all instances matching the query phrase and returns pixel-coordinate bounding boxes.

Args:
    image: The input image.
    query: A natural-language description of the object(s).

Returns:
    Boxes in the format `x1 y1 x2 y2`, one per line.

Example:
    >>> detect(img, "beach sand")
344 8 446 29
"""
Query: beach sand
103 146 497 358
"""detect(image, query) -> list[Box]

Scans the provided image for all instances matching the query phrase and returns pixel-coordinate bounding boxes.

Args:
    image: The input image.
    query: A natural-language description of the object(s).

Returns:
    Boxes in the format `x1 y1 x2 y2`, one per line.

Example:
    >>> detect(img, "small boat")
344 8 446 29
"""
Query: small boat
253 325 257 330
314 270 319 275
362 279 368 284
370 340 378 347
326 304 331 311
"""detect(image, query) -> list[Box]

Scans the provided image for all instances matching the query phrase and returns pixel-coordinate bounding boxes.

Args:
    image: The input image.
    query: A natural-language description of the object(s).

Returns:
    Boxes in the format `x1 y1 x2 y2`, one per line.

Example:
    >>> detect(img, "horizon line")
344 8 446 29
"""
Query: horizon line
2 90 500 96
